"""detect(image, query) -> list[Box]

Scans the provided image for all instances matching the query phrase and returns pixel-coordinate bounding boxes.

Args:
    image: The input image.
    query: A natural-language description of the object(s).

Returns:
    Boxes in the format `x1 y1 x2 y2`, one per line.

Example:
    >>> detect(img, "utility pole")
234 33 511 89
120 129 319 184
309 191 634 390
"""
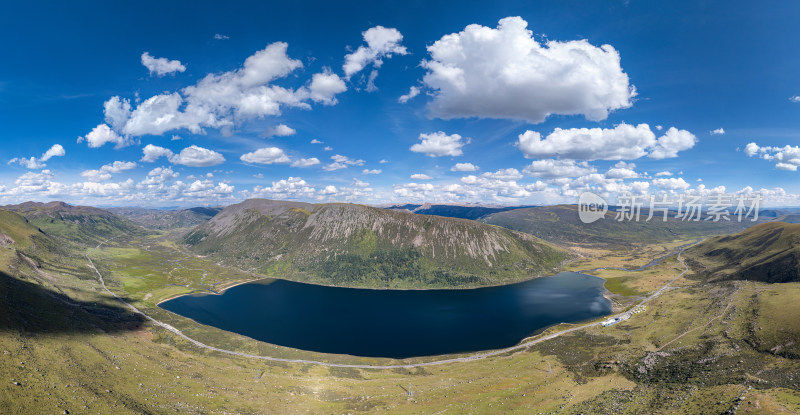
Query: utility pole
408 384 412 398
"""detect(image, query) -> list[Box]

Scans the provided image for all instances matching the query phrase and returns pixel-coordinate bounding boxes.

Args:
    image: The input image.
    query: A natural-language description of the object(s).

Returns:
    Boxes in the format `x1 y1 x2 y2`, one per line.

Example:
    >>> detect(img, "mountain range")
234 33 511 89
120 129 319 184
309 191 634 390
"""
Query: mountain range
107 206 222 230
481 204 763 247
2 201 145 246
183 199 567 288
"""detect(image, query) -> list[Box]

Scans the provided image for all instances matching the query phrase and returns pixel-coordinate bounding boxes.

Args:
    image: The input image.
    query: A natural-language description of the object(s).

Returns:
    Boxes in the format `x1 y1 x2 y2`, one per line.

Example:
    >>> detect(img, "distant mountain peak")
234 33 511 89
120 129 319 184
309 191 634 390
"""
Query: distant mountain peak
183 198 566 289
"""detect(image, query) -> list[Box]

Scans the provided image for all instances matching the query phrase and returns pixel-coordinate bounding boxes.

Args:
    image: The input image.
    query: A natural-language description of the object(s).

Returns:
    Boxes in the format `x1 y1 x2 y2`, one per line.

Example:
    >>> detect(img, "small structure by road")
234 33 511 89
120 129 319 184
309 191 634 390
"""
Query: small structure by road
602 313 631 327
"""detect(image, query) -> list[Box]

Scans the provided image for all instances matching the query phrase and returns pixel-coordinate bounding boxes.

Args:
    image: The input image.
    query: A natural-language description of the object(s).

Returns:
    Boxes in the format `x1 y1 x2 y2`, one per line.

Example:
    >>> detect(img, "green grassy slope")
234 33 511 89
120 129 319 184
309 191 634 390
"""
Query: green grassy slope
0 209 79 274
482 204 759 248
3 201 147 246
0 209 42 251
183 199 568 288
686 221 800 283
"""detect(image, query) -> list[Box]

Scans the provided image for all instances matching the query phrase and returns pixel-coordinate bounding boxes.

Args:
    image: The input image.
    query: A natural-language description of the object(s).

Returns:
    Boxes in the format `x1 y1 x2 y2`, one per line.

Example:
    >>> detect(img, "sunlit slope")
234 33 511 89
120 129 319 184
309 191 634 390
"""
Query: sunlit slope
183 199 568 288
483 205 757 247
0 209 43 252
3 201 146 245
686 221 800 283
0 208 68 271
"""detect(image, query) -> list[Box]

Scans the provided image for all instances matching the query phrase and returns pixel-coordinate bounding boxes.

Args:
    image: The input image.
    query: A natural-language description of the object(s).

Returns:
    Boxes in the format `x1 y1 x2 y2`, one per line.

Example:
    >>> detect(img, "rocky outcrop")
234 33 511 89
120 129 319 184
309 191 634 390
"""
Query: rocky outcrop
184 199 568 288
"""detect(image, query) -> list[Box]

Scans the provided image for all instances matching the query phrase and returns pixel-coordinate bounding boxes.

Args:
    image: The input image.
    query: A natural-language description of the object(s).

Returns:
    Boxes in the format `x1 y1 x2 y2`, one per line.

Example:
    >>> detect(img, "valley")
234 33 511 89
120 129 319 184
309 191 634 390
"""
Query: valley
2 200 800 413
7 3 800 413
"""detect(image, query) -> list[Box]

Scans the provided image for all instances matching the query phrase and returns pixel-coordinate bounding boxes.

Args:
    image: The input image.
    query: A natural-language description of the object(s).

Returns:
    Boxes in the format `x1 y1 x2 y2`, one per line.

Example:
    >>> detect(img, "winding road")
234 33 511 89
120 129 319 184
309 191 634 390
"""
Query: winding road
86 239 695 369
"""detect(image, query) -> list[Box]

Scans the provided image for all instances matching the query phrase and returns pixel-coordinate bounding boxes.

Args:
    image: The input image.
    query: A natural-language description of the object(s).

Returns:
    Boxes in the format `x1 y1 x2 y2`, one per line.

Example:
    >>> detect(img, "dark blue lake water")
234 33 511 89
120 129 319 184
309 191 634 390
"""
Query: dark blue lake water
159 272 611 358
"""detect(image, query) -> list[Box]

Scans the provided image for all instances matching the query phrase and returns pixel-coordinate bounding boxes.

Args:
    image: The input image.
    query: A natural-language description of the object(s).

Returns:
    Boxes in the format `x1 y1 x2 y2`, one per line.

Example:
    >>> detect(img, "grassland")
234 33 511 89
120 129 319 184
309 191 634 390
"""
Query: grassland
3 201 148 247
686 221 800 283
564 239 694 272
2 218 800 413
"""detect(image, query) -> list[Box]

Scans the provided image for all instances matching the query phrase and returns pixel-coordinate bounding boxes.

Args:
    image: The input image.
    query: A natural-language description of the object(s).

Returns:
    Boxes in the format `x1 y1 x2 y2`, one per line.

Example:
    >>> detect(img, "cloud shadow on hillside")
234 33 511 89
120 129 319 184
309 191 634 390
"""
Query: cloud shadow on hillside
0 270 146 335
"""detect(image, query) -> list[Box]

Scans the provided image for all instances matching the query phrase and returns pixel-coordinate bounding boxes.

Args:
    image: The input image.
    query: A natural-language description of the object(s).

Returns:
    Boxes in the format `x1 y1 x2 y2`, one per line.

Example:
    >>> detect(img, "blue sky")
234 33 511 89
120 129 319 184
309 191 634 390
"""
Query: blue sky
2 1 800 207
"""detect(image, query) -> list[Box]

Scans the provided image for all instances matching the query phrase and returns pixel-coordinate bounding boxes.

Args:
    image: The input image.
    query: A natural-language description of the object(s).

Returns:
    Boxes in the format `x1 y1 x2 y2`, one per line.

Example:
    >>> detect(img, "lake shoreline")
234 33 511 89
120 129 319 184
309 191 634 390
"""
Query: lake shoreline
158 272 613 358
158 239 688 303
158 268 624 307
157 271 560 305
155 276 272 305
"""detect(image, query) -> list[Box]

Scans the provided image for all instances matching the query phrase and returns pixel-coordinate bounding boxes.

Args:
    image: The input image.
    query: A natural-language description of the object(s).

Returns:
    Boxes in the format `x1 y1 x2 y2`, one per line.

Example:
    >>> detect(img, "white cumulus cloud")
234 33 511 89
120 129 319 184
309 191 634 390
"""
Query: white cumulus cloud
518 123 696 160
421 16 635 123
9 159 44 170
323 154 365 171
8 144 66 169
169 145 225 167
78 123 134 148
605 161 639 179
240 147 291 165
97 42 346 139
410 131 468 157
320 185 338 195
141 52 186 76
652 177 691 190
451 168 546 201
450 162 479 172
41 144 66 161
101 160 137 173
393 182 435 199
743 142 800 171
246 176 316 200
649 127 698 159
522 159 595 179
80 161 137 182
265 124 296 137
410 173 432 180
398 86 420 104
343 26 408 78
309 69 347 105
140 144 174 162
744 142 760 157
290 157 320 167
